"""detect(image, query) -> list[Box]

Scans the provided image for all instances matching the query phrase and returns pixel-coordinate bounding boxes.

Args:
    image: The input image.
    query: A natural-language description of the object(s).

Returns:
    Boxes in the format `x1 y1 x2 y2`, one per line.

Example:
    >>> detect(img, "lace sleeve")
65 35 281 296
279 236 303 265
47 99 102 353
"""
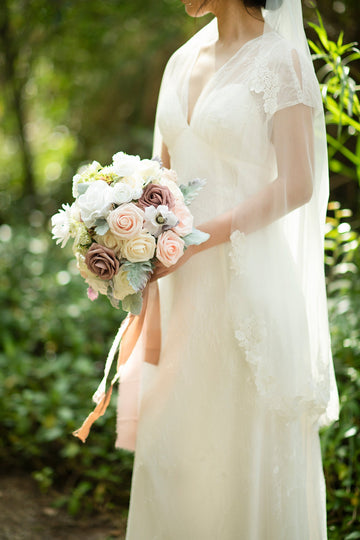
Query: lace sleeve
249 41 322 118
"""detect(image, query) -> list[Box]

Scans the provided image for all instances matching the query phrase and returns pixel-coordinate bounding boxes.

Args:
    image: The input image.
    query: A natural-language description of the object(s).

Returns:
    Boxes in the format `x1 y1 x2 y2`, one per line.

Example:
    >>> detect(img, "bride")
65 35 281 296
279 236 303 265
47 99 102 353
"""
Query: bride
120 0 339 538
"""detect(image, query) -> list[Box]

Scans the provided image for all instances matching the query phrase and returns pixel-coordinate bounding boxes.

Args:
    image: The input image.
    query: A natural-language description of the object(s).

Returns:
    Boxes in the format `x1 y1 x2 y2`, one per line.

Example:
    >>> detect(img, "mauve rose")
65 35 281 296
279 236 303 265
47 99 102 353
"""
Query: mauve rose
85 243 120 280
137 183 175 211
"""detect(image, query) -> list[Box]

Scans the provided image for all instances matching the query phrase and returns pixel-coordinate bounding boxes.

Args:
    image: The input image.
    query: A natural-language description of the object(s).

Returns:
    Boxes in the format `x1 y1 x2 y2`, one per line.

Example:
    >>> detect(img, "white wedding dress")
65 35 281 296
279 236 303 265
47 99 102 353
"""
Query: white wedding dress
123 17 338 540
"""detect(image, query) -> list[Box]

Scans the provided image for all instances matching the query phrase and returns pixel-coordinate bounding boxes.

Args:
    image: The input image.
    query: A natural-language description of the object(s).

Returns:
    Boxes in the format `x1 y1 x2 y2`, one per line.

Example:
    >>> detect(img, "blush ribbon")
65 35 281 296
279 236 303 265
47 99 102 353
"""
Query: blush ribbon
72 280 161 450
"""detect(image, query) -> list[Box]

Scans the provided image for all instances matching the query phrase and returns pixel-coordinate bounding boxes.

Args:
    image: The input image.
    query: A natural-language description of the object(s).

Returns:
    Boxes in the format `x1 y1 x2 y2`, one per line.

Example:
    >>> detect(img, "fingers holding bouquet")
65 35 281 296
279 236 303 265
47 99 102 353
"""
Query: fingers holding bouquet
51 152 210 315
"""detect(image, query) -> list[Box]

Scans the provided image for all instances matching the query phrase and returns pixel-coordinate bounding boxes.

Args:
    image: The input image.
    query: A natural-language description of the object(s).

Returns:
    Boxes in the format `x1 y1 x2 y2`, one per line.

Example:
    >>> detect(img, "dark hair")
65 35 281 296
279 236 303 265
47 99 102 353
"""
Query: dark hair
244 0 267 7
244 0 283 8
199 0 283 12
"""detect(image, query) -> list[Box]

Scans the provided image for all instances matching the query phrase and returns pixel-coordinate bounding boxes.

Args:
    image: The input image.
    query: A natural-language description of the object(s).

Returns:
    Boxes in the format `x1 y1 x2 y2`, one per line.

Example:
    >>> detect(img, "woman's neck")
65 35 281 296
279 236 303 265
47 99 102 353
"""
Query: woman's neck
212 0 264 46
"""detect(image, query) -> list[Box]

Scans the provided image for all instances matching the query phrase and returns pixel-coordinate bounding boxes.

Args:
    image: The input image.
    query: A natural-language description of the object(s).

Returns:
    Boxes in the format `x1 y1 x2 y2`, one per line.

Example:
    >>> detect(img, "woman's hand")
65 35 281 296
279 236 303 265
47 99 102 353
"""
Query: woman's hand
149 244 198 282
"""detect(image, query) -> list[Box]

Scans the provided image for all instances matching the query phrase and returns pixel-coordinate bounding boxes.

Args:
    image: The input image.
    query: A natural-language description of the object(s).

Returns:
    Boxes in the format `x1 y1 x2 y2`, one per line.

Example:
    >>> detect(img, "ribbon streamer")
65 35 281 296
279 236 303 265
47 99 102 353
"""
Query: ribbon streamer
73 281 161 447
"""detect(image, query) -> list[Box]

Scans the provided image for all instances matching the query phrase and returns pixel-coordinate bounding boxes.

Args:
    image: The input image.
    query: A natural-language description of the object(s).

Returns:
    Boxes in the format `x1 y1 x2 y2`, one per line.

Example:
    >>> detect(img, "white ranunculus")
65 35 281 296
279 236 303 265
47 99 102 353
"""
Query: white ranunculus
143 205 179 237
108 182 136 205
77 180 113 228
51 203 74 248
112 152 141 177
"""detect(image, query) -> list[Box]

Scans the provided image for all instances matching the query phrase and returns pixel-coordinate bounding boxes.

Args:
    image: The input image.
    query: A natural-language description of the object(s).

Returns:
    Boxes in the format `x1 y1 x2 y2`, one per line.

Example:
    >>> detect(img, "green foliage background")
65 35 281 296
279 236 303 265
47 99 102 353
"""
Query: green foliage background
0 0 359 537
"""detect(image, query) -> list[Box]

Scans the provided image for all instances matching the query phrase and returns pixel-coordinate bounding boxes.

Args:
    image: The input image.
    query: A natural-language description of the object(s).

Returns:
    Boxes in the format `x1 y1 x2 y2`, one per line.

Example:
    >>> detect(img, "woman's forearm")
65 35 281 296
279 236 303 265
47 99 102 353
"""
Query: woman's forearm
194 175 312 254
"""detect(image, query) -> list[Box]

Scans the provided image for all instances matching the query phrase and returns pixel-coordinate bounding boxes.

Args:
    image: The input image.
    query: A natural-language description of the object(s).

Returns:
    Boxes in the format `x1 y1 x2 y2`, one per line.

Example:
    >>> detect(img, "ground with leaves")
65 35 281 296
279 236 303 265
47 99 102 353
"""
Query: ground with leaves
0 475 127 540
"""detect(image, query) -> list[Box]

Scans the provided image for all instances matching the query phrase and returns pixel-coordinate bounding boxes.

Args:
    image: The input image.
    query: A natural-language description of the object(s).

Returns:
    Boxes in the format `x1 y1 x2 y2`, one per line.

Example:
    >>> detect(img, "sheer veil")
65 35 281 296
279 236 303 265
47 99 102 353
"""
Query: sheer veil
229 0 339 427
152 0 339 428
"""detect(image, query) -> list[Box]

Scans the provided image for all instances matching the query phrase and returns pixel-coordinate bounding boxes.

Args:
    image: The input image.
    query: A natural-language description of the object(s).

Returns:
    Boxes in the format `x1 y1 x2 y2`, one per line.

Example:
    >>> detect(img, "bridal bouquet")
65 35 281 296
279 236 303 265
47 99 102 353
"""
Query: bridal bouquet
51 152 209 314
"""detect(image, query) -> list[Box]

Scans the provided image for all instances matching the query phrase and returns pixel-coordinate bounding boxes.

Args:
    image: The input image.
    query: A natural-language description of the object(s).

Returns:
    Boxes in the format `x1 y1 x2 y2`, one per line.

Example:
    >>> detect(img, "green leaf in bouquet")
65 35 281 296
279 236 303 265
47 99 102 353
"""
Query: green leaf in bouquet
94 219 109 236
77 183 90 196
179 178 207 205
183 228 210 248
122 291 143 315
106 284 120 309
121 260 153 291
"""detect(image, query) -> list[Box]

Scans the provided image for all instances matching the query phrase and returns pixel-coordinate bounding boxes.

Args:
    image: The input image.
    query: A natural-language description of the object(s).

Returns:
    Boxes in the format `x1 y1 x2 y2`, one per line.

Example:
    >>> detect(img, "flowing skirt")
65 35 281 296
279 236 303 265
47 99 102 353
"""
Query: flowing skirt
124 243 327 540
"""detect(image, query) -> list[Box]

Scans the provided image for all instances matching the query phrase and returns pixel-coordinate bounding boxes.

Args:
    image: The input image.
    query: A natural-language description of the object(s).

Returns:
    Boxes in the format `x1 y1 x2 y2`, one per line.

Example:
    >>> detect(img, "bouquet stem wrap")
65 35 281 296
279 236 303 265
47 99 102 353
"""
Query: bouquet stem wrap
73 280 161 451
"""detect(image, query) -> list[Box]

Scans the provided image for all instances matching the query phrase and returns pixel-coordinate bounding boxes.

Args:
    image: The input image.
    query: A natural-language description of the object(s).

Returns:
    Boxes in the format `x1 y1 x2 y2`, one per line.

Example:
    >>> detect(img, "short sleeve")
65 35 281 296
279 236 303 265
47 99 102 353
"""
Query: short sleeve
249 39 322 118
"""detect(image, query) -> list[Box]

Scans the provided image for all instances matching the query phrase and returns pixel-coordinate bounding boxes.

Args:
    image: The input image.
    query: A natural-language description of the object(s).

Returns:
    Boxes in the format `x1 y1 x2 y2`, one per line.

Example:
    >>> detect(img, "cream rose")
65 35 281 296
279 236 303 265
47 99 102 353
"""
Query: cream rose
76 254 109 295
95 230 123 256
156 230 185 267
118 174 144 199
107 203 144 239
122 231 156 263
172 200 193 236
112 269 137 300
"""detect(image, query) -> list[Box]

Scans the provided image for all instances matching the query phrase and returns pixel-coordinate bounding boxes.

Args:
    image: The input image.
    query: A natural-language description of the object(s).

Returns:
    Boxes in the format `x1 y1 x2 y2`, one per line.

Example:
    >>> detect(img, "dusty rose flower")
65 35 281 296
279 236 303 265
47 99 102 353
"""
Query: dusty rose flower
107 203 144 239
137 183 175 211
156 230 185 267
85 243 120 280
172 200 193 236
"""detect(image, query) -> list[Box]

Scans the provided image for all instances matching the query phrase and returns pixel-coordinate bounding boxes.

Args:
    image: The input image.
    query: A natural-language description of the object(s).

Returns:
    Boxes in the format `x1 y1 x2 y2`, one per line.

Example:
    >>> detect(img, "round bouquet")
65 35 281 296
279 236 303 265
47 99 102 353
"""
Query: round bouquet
51 152 209 314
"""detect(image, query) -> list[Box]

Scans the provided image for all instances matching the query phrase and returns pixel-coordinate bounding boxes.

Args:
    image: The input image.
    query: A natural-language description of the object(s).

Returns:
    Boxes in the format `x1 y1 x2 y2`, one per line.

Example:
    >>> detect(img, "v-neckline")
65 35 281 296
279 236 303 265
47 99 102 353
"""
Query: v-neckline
185 27 265 127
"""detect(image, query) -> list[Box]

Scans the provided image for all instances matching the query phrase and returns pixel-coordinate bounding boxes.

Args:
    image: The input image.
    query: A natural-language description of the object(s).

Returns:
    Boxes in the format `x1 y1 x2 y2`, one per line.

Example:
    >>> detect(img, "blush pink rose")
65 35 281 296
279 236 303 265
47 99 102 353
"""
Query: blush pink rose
172 200 193 237
107 203 144 239
156 230 185 267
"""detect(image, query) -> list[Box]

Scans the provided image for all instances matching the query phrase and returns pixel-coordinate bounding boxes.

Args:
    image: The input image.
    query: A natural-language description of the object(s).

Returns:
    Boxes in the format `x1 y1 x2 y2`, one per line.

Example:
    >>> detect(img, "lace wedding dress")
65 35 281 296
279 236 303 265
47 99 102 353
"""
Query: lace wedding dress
122 16 338 540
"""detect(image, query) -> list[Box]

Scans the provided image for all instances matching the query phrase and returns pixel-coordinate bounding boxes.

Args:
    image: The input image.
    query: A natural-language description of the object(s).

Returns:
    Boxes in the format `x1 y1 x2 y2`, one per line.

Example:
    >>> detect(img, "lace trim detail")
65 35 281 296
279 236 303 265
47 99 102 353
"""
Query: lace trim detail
229 230 247 276
234 315 267 364
249 56 281 115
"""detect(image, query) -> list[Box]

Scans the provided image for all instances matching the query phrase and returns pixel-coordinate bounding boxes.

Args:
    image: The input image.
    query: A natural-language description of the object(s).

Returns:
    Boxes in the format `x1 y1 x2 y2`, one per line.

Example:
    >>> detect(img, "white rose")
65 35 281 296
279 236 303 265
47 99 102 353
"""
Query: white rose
112 152 141 177
122 231 156 263
113 269 137 300
77 180 113 228
137 159 161 182
94 230 123 256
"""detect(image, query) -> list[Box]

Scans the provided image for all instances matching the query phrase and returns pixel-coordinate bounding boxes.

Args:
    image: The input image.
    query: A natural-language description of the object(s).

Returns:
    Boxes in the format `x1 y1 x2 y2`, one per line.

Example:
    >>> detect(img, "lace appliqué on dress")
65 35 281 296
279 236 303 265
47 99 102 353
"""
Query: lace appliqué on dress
234 315 267 368
249 56 281 116
229 229 247 276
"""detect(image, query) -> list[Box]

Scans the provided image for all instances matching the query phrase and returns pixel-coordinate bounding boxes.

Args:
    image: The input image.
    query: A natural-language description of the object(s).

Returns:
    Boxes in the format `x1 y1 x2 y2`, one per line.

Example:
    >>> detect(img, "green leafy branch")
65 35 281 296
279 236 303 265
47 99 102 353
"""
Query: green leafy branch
308 10 360 185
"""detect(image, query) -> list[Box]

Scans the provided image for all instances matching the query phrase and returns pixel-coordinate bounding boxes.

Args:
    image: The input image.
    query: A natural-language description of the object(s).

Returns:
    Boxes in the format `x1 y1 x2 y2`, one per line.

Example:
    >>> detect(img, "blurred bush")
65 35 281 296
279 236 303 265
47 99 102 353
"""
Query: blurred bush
0 218 134 514
322 202 360 538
